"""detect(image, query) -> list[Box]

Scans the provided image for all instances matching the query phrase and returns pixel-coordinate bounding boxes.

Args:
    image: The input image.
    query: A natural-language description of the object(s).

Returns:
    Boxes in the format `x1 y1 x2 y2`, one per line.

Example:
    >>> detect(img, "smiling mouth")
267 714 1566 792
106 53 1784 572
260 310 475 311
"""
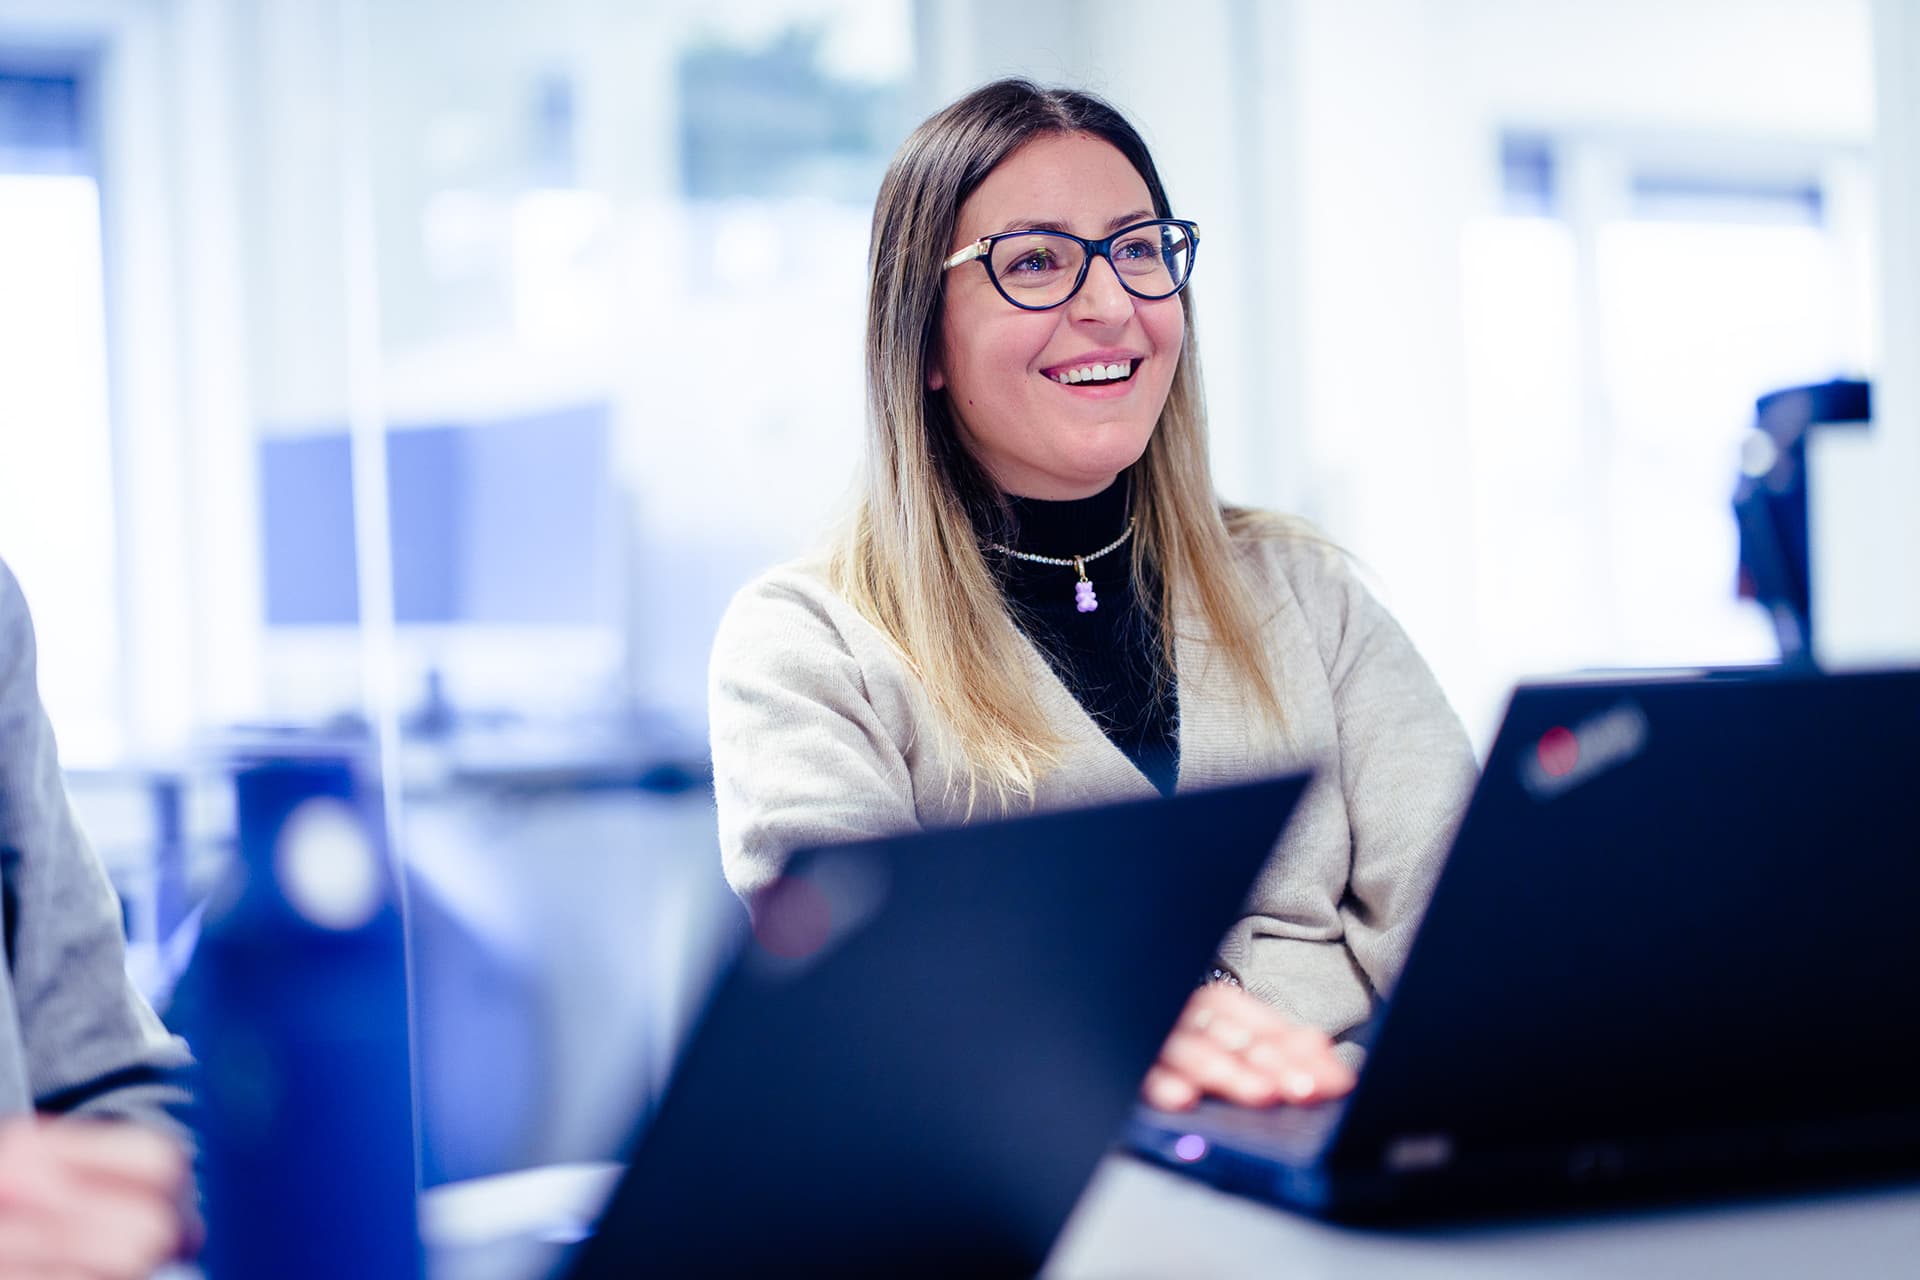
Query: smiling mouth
1050 358 1137 386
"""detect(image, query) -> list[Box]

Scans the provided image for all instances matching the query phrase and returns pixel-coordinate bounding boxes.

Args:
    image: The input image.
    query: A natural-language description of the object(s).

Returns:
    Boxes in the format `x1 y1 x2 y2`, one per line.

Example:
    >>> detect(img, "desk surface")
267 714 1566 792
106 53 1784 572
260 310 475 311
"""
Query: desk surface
423 1154 1920 1279
1050 1157 1920 1277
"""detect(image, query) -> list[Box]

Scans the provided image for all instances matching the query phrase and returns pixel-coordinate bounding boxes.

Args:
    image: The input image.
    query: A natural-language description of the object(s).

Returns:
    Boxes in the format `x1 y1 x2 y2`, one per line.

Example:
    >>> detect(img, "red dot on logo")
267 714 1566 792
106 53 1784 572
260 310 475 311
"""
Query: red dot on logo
1537 726 1580 778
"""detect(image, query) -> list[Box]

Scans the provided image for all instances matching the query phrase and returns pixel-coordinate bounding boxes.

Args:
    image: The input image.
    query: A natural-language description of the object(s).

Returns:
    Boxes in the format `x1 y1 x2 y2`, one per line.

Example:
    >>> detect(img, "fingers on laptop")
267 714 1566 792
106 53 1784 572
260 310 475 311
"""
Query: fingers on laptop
1142 986 1356 1110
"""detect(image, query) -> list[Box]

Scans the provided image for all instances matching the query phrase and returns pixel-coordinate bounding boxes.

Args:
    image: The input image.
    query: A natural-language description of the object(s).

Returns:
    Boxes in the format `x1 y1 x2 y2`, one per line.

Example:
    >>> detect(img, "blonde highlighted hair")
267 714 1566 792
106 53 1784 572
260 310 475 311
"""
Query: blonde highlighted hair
830 78 1288 809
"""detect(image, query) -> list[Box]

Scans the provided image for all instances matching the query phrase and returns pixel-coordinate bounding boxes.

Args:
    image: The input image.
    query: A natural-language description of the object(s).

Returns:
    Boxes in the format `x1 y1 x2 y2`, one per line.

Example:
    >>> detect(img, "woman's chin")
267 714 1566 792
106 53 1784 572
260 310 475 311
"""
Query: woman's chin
1014 455 1152 501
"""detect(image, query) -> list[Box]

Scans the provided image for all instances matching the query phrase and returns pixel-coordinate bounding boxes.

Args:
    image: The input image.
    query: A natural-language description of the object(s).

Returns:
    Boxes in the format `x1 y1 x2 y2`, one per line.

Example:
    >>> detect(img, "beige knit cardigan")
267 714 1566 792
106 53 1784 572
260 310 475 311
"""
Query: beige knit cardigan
708 528 1478 1050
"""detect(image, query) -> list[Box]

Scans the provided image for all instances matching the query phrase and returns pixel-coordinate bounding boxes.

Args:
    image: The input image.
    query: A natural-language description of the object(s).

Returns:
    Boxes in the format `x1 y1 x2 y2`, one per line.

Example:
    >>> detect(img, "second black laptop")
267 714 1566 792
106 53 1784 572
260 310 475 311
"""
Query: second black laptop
1130 667 1920 1220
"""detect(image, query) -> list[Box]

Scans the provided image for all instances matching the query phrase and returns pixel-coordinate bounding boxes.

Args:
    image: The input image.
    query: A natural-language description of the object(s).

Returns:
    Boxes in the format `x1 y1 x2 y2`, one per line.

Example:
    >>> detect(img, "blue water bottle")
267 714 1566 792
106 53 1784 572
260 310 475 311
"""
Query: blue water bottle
173 755 421 1278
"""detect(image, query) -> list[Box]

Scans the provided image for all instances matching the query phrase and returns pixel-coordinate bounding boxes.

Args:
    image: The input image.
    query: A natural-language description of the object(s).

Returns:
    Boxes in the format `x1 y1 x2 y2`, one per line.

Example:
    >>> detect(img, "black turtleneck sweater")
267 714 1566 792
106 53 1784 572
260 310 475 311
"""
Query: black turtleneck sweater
982 477 1181 796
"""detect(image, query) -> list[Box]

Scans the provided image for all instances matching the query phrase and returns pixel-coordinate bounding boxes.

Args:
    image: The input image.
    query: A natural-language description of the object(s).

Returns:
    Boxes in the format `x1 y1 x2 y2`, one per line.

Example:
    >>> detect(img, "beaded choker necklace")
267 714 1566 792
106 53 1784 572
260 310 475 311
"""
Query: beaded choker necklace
984 517 1135 613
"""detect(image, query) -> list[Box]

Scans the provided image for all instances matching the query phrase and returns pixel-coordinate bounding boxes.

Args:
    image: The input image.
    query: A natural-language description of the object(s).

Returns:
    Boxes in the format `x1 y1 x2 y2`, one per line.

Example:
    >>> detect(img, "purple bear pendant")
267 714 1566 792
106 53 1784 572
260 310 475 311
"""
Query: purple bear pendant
1073 555 1098 613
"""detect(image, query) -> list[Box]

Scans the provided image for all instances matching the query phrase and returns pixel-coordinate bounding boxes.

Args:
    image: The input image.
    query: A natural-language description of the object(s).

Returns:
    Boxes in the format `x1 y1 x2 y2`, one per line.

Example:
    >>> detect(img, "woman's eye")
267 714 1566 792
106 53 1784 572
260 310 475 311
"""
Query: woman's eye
1007 250 1060 274
1112 236 1155 261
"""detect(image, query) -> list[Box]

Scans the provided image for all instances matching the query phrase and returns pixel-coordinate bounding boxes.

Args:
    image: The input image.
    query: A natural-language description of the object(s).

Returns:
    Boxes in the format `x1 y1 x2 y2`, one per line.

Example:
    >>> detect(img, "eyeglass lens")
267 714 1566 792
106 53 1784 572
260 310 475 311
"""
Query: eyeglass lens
987 221 1194 308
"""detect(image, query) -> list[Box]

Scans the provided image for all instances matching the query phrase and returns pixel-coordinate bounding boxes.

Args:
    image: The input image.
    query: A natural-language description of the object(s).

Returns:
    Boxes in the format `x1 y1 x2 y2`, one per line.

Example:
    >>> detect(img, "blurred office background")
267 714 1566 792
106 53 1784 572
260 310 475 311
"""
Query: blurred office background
1 0 1916 1185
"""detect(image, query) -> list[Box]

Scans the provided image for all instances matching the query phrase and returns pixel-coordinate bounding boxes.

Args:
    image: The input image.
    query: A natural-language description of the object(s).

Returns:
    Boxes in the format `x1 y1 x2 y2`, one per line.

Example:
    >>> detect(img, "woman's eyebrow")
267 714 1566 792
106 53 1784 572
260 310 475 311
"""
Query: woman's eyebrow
986 209 1158 237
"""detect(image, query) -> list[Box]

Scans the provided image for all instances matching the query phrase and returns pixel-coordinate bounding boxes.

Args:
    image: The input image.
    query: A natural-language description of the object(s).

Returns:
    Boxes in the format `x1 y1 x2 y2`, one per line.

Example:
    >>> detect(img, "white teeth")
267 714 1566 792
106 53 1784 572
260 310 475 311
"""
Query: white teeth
1054 359 1133 385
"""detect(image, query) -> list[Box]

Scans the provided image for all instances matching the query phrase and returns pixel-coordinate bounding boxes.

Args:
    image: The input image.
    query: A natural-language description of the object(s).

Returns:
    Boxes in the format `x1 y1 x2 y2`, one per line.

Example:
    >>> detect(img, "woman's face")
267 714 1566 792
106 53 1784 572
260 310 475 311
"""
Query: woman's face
932 132 1185 501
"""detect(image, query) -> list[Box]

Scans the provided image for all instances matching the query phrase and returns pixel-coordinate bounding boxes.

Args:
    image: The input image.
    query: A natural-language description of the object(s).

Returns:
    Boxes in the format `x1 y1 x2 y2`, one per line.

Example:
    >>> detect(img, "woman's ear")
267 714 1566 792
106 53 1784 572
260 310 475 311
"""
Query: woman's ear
927 363 946 392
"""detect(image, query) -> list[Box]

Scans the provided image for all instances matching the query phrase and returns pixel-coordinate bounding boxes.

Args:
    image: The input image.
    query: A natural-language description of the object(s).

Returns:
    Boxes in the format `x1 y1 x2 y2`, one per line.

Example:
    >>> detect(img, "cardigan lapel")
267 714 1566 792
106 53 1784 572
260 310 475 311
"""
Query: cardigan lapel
1013 626 1163 806
1168 576 1261 793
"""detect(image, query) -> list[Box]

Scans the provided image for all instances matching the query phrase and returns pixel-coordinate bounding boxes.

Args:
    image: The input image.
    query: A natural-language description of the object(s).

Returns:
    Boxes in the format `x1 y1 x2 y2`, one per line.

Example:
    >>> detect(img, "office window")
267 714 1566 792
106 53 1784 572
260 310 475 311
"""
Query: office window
1464 133 1871 689
291 1 919 733
678 24 907 201
0 64 121 763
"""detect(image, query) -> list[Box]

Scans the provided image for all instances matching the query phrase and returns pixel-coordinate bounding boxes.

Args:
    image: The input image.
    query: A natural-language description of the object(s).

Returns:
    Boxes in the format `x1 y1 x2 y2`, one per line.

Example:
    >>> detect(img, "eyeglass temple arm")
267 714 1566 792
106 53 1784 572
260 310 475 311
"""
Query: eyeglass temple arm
942 240 990 271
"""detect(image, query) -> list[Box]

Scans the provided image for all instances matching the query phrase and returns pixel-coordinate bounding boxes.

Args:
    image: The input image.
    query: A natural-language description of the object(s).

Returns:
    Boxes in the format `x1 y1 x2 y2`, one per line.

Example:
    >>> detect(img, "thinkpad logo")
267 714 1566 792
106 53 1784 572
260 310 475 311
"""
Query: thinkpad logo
1520 702 1650 800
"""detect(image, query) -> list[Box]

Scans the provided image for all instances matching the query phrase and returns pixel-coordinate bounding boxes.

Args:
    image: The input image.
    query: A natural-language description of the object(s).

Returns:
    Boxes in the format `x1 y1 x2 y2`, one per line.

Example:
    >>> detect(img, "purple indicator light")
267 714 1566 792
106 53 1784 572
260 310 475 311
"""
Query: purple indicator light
1173 1134 1208 1163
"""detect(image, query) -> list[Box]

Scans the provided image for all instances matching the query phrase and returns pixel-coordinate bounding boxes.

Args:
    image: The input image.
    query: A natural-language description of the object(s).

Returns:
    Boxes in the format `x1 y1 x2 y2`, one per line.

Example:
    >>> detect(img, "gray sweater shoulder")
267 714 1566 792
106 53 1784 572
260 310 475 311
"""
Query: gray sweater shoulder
0 560 193 1129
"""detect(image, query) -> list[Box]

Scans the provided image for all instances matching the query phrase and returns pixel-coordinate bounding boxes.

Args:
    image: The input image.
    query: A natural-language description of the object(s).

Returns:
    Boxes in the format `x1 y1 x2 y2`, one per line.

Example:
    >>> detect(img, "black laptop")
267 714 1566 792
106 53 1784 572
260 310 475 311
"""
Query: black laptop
1129 667 1920 1220
566 772 1312 1276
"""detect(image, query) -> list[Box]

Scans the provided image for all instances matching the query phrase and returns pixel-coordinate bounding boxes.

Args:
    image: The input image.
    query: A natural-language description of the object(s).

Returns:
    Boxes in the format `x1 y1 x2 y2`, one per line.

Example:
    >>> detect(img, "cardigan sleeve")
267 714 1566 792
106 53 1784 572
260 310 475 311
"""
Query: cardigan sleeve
0 561 193 1131
1304 544 1477 1002
708 570 921 902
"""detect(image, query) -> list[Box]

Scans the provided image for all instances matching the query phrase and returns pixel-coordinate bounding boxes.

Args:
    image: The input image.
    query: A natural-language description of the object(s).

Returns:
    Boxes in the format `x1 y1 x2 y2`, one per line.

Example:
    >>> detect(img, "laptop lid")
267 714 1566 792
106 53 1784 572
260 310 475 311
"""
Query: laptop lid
1336 667 1920 1169
568 772 1312 1276
1137 668 1920 1215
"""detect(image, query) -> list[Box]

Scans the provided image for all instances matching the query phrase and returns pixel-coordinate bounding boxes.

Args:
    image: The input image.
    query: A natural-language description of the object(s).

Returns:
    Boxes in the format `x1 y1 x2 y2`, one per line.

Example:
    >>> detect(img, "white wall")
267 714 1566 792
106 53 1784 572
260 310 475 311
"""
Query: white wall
1452 0 1871 138
1824 0 1920 666
1284 0 1482 712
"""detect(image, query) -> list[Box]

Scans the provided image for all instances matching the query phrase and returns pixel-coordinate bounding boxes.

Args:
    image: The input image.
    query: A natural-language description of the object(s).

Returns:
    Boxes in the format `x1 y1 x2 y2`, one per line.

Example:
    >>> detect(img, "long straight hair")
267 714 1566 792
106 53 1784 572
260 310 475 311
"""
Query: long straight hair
830 78 1288 809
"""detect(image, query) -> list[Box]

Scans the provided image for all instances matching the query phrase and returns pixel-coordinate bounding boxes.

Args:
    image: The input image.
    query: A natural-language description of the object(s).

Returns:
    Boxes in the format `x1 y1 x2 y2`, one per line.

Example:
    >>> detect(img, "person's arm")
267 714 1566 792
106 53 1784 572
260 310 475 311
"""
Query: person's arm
0 562 195 1271
1227 540 1475 1054
0 563 192 1128
708 570 921 903
1144 542 1475 1112
1310 550 1477 1008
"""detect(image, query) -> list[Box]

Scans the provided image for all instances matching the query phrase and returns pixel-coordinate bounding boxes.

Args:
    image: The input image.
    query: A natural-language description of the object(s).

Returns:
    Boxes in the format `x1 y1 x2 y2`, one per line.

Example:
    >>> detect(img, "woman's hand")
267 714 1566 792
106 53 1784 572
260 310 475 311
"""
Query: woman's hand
0 1116 189 1278
1142 982 1357 1111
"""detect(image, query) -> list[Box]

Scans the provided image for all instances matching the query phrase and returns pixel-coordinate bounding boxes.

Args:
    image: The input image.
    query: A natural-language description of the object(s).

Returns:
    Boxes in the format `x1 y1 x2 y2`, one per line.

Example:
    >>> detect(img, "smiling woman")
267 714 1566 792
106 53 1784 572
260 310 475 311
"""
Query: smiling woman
706 79 1478 1115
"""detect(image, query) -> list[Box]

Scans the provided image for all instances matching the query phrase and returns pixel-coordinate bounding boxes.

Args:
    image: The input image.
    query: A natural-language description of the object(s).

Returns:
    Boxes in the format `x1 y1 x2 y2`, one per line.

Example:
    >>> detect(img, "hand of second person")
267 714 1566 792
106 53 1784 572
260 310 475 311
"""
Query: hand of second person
0 1116 189 1280
1141 982 1356 1111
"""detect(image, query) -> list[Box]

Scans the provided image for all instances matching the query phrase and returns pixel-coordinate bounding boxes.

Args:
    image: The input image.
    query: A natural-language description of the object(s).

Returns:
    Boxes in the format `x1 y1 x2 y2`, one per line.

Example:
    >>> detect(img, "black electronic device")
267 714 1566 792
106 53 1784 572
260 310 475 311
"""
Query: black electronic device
1131 668 1920 1220
565 773 1312 1277
1734 378 1871 662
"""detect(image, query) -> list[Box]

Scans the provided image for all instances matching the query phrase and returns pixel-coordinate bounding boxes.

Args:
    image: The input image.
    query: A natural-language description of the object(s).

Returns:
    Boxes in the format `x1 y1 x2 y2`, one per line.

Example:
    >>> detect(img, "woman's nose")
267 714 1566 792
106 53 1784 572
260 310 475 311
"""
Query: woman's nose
1068 254 1134 325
